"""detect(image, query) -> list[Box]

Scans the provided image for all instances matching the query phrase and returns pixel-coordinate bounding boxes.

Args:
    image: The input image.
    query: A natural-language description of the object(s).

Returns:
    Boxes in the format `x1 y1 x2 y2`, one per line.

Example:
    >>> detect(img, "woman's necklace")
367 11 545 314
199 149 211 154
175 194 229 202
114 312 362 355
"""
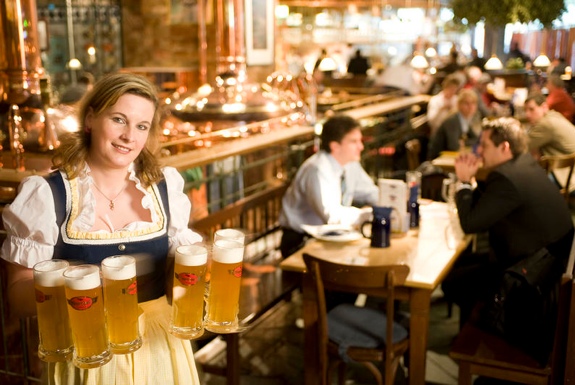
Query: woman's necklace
92 181 127 210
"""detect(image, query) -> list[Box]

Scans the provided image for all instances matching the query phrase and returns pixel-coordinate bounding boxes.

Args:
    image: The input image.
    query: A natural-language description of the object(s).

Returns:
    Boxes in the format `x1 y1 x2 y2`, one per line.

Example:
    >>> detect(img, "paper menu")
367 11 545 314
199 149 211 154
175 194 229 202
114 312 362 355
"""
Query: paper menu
378 178 408 232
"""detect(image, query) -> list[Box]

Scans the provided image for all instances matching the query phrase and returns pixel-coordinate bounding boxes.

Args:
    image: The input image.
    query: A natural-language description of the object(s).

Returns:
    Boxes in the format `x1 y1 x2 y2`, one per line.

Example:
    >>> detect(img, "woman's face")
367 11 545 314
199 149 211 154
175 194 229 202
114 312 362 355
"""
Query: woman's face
85 93 154 171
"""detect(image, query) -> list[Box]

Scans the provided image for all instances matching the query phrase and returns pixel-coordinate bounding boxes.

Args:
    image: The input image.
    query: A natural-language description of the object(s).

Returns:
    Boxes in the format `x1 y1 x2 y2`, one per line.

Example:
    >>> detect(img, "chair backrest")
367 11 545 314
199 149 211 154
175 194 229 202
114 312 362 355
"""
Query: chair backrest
302 253 410 381
550 237 575 384
538 153 575 201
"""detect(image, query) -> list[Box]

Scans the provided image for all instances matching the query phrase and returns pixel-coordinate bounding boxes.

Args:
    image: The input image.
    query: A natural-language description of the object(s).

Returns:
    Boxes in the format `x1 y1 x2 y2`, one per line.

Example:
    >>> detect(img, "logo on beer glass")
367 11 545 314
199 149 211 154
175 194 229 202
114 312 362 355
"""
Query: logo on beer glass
35 289 52 303
67 296 98 311
122 281 138 295
176 271 200 286
230 265 242 278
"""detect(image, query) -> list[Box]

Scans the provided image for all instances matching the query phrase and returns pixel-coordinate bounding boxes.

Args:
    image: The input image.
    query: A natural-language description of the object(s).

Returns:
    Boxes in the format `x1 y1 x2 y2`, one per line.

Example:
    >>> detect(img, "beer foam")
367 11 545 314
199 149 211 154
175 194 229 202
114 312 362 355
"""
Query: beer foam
33 260 69 287
176 245 208 266
64 265 101 290
101 255 137 280
214 229 246 245
212 240 244 263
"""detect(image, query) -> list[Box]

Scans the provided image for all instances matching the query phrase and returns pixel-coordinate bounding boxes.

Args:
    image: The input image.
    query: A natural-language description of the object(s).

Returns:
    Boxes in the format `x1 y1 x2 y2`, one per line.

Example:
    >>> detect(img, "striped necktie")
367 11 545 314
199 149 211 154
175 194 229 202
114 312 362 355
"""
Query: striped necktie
341 173 347 205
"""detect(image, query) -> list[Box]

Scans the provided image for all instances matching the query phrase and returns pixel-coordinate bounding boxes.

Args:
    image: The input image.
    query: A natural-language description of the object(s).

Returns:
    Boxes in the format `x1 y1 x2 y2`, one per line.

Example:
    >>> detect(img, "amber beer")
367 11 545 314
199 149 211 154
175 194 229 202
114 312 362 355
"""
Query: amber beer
170 245 208 339
33 259 73 362
205 238 244 333
64 264 112 369
102 255 142 353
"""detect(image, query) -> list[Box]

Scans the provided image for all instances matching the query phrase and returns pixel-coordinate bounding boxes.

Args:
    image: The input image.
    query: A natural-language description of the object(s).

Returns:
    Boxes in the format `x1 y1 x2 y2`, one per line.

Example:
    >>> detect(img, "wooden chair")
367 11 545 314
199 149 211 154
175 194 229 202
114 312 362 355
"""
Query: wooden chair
538 153 575 202
449 245 575 385
302 253 410 385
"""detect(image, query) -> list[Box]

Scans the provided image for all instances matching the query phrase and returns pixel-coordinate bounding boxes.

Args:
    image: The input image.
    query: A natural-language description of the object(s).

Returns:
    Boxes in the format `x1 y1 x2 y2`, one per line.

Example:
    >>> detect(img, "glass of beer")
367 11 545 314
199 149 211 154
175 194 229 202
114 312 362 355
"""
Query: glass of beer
205 235 245 333
63 264 112 369
170 245 208 339
101 255 142 354
33 259 73 362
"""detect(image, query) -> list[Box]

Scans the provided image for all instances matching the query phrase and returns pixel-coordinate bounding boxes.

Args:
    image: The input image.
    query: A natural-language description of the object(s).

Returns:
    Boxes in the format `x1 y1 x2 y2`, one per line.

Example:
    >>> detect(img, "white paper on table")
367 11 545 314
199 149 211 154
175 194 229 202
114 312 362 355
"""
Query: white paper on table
378 178 408 232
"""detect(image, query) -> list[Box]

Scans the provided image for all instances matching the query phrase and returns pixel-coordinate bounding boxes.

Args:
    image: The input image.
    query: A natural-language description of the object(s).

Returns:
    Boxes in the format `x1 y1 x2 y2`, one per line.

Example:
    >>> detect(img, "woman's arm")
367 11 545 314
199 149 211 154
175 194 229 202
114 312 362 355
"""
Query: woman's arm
1 258 36 319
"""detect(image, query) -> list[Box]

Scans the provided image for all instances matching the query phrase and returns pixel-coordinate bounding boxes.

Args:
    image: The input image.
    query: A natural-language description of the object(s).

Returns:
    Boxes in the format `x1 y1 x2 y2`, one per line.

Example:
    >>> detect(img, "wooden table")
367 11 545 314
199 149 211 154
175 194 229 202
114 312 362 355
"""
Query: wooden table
279 202 472 385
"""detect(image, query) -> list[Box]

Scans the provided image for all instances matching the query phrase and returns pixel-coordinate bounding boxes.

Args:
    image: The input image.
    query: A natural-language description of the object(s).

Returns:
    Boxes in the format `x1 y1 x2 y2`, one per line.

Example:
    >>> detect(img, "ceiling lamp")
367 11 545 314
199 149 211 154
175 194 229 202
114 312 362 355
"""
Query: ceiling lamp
318 57 337 72
533 53 551 68
410 53 429 69
484 54 503 71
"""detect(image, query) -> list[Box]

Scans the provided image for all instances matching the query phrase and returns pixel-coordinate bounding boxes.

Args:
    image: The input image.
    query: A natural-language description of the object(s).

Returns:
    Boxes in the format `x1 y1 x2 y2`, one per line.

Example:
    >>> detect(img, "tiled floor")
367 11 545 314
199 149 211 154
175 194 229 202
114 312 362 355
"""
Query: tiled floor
195 289 461 385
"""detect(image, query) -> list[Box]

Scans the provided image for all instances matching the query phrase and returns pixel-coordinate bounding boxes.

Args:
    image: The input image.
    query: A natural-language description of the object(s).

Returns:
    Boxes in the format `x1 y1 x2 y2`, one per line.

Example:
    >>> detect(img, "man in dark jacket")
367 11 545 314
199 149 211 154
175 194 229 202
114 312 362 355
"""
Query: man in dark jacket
443 117 574 357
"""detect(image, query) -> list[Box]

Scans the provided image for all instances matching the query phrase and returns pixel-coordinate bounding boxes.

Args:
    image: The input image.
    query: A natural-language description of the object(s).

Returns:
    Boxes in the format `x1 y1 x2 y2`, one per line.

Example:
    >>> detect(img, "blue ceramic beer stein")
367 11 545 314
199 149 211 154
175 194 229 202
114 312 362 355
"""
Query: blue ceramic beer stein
361 206 393 248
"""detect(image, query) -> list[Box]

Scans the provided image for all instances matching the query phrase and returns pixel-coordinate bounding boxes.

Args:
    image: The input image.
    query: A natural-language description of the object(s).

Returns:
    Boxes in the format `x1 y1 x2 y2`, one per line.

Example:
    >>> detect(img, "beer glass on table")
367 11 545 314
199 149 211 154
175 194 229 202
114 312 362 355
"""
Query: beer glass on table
64 264 112 369
101 255 142 354
205 229 245 333
33 259 73 362
170 245 208 339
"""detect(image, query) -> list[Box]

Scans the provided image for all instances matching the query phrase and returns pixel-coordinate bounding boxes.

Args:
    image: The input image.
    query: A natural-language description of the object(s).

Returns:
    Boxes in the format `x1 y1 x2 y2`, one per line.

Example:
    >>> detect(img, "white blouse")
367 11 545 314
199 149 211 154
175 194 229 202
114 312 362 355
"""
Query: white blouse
1 164 202 268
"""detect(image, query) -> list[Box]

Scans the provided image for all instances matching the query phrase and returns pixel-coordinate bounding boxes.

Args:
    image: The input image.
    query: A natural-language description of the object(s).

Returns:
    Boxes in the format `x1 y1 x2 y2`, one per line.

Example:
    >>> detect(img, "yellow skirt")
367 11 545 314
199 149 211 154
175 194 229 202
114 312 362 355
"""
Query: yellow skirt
45 296 200 385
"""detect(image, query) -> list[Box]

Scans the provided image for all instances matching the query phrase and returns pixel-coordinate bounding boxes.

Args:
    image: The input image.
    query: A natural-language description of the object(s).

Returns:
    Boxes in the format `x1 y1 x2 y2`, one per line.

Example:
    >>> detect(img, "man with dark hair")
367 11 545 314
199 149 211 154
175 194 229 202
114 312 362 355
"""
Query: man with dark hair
443 117 574 352
278 114 378 258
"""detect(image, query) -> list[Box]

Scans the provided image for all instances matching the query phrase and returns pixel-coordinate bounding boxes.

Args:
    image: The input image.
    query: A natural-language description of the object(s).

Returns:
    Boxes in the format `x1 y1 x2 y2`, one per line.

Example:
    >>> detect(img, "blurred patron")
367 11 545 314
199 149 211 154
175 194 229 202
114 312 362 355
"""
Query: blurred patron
427 89 481 159
347 49 370 76
524 92 575 192
545 74 575 122
427 74 461 135
373 56 432 96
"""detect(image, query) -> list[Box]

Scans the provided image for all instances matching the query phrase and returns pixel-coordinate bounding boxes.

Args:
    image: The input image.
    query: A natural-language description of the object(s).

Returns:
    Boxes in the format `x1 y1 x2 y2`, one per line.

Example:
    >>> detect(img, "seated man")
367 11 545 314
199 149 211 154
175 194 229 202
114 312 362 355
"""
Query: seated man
442 117 574 357
524 92 575 192
279 114 378 258
427 89 481 160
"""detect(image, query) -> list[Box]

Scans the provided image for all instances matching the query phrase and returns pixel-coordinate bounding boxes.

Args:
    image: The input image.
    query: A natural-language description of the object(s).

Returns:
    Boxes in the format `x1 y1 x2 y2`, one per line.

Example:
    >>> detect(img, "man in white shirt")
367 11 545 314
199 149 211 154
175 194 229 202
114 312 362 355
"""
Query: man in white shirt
279 114 379 258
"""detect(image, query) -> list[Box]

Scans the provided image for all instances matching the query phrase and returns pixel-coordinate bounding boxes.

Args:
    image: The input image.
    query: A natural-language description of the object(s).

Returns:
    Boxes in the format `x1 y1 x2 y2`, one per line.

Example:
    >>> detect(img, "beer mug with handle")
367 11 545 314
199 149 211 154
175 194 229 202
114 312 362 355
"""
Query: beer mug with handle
441 173 457 213
101 255 142 354
33 259 73 362
64 264 112 369
361 206 396 248
205 229 245 333
170 245 208 339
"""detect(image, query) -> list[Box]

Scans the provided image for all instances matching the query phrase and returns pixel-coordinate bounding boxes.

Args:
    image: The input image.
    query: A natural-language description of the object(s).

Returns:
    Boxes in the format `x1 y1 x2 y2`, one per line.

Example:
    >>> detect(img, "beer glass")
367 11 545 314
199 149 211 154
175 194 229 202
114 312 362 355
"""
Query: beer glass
101 255 142 354
170 245 208 339
205 237 245 333
33 259 73 362
64 264 112 369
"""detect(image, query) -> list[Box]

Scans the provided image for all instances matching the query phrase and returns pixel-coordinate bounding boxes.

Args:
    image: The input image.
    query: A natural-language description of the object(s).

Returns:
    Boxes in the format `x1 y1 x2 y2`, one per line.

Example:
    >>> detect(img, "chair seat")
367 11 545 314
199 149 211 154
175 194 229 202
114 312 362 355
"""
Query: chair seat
450 323 551 376
328 303 409 362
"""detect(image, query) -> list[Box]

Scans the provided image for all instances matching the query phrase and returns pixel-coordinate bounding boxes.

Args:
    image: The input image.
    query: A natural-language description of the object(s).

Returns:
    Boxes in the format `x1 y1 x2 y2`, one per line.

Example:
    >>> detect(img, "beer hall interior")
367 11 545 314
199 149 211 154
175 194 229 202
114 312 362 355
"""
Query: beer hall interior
3 0 575 384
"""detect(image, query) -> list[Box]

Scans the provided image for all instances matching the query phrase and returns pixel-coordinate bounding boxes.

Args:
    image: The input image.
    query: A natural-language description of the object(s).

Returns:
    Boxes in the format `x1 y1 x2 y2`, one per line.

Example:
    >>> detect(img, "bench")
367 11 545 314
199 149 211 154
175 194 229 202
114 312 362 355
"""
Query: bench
449 246 575 385
190 182 300 385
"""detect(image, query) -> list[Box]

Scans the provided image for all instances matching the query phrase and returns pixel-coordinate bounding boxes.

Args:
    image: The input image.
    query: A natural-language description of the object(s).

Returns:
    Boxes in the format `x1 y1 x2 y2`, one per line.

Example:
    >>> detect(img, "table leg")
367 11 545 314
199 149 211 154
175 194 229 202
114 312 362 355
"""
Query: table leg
225 333 240 385
408 288 432 385
302 275 320 385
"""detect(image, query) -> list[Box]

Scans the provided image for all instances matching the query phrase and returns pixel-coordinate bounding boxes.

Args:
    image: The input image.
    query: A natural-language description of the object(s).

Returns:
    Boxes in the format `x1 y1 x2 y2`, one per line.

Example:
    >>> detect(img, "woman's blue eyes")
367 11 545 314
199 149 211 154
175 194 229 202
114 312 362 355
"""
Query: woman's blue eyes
111 117 149 131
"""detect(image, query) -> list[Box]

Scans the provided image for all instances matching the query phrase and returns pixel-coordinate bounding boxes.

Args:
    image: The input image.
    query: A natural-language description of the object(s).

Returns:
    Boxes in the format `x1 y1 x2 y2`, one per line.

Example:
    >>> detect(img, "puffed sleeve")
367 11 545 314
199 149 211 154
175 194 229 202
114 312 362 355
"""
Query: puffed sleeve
162 167 203 256
1 176 59 268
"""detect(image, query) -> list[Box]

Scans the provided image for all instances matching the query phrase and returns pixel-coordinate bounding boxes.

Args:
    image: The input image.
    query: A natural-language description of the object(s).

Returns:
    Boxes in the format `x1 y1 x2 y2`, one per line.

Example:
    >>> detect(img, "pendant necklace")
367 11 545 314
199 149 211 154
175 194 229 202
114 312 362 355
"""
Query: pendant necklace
92 181 127 210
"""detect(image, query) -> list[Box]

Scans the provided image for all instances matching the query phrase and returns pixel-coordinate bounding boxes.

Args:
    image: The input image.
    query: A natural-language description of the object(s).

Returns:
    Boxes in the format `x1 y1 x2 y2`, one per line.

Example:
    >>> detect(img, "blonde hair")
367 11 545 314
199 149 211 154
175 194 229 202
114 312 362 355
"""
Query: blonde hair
52 73 163 187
